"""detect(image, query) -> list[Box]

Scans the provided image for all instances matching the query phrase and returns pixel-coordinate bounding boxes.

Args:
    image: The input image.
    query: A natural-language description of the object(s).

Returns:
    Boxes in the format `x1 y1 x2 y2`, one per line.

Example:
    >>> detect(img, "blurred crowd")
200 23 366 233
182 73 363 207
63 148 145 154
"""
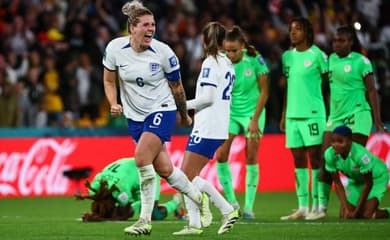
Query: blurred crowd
0 0 389 130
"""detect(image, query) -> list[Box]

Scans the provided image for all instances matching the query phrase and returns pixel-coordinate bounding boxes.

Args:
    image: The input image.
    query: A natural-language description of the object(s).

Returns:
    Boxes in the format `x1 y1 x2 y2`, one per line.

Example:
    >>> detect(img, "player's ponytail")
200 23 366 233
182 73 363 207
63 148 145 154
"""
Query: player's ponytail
122 0 153 31
226 25 258 57
202 21 226 58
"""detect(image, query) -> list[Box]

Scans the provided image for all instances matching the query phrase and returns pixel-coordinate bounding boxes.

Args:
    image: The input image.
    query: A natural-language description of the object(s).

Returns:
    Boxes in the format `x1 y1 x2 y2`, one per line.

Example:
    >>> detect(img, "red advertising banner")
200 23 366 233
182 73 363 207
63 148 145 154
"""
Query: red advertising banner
0 134 389 197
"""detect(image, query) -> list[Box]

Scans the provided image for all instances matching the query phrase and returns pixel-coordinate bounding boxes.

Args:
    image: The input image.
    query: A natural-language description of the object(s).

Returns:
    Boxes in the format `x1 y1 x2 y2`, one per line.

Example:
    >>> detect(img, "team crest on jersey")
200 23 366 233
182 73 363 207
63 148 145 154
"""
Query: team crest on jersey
244 69 252 77
169 56 178 68
150 63 159 74
361 154 370 165
344 65 351 72
304 60 312 67
202 68 210 78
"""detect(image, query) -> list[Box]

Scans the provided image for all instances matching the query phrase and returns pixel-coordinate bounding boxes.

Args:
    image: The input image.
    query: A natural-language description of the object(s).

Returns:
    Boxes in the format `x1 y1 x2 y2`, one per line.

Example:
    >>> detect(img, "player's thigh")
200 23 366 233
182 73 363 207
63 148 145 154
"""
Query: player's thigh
285 118 304 148
299 118 325 147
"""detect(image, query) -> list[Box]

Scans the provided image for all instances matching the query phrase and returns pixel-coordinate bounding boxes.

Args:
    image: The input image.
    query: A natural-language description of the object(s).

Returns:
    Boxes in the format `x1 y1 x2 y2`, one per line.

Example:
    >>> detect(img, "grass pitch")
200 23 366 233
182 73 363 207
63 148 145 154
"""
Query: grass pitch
0 192 389 240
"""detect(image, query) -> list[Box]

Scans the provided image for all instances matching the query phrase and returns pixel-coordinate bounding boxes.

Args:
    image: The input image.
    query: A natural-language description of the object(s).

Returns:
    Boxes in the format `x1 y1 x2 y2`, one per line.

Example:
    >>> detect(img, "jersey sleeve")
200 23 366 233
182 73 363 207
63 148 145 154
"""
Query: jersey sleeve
316 48 328 74
102 40 116 71
358 55 373 78
357 152 374 174
281 51 289 77
254 54 269 77
160 43 181 81
199 58 218 87
324 147 337 173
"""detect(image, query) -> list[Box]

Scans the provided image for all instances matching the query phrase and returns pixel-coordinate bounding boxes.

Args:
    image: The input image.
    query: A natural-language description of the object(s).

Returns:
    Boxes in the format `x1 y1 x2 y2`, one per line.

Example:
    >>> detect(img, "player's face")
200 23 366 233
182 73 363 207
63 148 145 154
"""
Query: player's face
289 21 305 46
331 134 352 157
224 40 244 63
332 32 352 57
130 14 155 52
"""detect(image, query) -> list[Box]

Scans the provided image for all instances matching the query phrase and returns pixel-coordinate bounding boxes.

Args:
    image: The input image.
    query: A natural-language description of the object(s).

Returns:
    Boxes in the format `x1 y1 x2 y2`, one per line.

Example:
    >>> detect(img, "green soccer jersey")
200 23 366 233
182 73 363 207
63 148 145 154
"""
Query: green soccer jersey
230 51 269 116
282 45 328 118
328 52 373 119
325 142 388 183
90 158 140 206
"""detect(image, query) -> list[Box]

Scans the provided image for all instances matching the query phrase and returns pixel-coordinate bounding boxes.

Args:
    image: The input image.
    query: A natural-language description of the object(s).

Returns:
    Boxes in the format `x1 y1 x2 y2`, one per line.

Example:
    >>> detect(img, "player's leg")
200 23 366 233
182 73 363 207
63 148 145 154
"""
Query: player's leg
281 119 309 220
363 173 390 219
306 144 322 219
318 131 332 217
215 134 237 206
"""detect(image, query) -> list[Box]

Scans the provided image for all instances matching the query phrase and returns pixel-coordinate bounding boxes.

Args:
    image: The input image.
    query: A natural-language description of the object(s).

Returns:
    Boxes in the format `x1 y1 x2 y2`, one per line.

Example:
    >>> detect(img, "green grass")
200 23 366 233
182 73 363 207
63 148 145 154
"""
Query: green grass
0 192 389 240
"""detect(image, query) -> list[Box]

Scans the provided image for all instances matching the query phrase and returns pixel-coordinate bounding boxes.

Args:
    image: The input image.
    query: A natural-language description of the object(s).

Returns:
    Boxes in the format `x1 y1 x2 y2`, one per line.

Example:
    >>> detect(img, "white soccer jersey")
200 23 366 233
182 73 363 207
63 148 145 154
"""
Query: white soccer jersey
191 53 235 139
103 36 180 121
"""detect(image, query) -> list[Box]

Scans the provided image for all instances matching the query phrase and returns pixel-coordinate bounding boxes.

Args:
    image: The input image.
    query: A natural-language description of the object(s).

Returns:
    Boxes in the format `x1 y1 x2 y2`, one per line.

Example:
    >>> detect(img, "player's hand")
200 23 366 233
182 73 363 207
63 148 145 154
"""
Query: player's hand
248 119 262 139
374 120 388 133
110 104 123 117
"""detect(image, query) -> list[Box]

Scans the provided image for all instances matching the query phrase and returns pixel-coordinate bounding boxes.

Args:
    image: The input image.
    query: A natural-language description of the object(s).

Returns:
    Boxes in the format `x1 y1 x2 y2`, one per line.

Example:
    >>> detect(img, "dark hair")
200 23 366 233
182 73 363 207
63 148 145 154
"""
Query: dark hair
289 17 313 47
202 21 226 58
333 125 352 138
336 25 363 53
122 0 153 29
226 25 257 57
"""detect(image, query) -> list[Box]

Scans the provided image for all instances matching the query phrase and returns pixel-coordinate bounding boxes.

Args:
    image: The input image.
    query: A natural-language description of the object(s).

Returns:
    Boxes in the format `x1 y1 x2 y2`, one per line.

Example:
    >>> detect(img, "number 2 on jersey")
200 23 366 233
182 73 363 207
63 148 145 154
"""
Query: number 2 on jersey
222 71 235 100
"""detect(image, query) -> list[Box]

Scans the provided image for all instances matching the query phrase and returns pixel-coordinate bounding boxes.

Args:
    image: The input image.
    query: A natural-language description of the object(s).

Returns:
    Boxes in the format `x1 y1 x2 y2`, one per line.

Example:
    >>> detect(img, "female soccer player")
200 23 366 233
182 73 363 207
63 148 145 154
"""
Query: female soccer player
173 22 239 236
102 1 209 236
76 158 184 222
314 26 388 220
216 25 269 219
325 125 389 219
279 17 328 220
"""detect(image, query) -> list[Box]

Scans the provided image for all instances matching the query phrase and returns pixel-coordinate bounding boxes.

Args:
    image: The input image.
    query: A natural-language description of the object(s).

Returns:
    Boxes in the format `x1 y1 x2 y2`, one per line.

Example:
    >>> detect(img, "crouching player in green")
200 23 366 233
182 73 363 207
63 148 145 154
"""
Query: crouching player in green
75 158 184 221
325 126 390 219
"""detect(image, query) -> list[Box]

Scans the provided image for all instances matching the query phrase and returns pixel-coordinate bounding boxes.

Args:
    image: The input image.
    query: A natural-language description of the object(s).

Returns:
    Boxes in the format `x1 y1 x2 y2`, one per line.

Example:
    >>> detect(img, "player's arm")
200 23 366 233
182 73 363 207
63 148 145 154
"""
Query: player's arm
249 73 269 137
186 85 215 110
330 171 353 217
279 75 287 132
364 73 387 132
168 80 192 126
103 68 122 117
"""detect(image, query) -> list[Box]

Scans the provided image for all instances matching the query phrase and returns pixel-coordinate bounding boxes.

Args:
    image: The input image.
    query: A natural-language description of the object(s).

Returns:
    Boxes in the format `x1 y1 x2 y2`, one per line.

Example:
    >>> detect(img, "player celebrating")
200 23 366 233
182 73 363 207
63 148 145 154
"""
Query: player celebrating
216 25 269 219
324 125 390 219
279 17 328 220
173 22 239 236
102 1 209 236
75 158 184 222
313 25 389 220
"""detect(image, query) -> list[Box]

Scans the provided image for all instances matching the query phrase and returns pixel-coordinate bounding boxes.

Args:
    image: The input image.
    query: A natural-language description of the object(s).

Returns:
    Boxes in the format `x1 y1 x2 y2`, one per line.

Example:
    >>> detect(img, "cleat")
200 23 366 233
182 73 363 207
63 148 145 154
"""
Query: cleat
217 209 239 234
305 210 327 220
124 218 152 236
173 226 203 235
280 209 308 220
242 210 255 220
200 193 213 227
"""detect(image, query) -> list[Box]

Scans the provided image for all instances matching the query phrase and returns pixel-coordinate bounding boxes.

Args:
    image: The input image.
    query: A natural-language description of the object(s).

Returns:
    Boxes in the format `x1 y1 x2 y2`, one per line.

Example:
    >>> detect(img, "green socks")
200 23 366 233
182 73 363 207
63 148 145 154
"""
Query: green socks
319 181 331 211
295 168 309 208
216 161 237 204
245 164 259 211
311 169 320 208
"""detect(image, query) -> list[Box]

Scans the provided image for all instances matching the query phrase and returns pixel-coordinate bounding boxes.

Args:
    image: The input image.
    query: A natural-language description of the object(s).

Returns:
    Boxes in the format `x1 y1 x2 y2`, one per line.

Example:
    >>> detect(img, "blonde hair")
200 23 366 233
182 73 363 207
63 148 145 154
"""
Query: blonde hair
122 0 153 28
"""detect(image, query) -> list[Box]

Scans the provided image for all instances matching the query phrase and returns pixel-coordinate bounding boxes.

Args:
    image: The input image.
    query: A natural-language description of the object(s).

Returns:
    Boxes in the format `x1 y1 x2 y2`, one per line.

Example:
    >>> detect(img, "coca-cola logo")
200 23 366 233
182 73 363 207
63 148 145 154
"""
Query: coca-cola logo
0 139 77 196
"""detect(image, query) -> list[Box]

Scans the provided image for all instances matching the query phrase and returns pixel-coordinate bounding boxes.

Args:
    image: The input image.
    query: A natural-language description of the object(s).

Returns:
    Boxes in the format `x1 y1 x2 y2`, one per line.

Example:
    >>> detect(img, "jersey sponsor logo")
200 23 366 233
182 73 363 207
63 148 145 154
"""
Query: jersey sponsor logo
169 56 178 68
150 63 159 74
202 68 210 78
244 69 252 77
344 65 351 72
304 60 312 67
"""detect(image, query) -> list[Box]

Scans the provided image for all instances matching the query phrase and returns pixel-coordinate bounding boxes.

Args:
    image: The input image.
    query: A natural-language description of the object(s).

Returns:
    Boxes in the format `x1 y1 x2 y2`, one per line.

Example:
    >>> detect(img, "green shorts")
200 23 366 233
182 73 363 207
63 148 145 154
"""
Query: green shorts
229 111 266 138
285 118 325 148
346 172 389 206
326 110 372 136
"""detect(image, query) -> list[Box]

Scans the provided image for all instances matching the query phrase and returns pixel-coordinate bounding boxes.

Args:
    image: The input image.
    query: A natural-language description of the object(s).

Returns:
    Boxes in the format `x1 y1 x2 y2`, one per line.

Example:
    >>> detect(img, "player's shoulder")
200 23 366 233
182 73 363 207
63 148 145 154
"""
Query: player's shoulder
149 38 173 53
106 36 130 50
310 45 328 58
350 51 371 64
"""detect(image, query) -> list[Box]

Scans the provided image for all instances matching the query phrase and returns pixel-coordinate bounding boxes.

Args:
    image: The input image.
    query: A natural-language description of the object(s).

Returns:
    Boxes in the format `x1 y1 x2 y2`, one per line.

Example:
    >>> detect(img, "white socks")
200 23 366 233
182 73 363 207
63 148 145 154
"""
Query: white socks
184 195 202 228
166 167 202 205
193 176 233 215
138 164 156 222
